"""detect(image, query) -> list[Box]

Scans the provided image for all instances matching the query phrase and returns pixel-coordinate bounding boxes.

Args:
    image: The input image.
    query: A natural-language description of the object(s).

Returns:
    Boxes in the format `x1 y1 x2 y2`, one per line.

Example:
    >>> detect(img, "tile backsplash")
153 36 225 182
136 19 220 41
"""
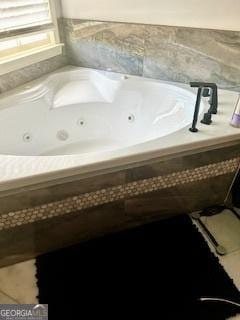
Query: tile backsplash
63 19 240 87
64 20 145 76
0 55 67 94
1 18 240 94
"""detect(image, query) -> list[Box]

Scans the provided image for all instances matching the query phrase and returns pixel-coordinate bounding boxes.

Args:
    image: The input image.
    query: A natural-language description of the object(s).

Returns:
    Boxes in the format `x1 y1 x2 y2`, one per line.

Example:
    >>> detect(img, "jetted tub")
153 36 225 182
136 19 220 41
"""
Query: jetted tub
0 67 239 191
0 68 201 156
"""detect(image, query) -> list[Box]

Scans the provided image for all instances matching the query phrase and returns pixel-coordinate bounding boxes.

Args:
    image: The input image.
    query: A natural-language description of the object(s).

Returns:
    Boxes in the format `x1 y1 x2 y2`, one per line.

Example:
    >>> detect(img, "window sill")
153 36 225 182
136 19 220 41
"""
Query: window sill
0 44 63 76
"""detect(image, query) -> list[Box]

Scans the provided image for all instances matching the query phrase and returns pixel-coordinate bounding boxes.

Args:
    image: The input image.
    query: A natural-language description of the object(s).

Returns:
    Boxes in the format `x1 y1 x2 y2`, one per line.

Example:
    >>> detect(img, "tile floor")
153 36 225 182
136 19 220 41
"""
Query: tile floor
0 212 237 320
193 208 240 320
0 260 38 304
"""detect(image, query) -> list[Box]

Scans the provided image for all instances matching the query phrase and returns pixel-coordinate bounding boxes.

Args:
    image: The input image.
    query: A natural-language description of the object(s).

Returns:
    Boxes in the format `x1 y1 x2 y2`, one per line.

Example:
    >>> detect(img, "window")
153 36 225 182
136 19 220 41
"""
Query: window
0 0 62 75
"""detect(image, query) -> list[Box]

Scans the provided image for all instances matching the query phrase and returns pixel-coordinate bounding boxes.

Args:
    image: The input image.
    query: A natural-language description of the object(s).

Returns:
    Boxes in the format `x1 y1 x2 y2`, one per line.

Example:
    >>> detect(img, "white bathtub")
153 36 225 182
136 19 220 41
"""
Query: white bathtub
0 68 201 156
0 67 239 191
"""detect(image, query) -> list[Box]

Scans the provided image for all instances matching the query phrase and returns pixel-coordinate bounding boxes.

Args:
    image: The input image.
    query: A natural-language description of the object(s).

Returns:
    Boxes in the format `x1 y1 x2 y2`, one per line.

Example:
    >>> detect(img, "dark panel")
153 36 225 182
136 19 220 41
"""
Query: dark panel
0 173 234 267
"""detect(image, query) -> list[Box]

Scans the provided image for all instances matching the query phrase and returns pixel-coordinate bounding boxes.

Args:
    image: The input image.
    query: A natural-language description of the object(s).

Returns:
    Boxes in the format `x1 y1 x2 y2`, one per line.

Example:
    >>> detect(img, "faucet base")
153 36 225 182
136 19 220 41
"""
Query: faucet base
189 127 198 133
201 112 212 125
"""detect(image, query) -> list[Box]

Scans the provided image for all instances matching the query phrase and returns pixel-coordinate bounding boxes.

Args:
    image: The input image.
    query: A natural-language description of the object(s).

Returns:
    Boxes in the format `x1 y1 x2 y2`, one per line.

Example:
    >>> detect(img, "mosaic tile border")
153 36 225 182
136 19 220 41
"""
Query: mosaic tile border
0 157 239 231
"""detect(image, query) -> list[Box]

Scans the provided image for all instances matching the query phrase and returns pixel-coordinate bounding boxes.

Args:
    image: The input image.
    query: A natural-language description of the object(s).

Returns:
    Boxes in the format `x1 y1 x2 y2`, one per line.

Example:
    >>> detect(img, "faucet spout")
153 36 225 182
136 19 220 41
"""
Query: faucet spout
189 87 203 133
208 84 218 114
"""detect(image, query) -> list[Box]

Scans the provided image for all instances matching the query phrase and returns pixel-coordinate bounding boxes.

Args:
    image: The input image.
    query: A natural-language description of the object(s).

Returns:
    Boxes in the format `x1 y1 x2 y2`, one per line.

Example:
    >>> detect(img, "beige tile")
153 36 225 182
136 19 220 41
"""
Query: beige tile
193 218 240 290
0 260 38 304
220 250 240 290
0 290 18 303
193 217 240 320
200 209 240 254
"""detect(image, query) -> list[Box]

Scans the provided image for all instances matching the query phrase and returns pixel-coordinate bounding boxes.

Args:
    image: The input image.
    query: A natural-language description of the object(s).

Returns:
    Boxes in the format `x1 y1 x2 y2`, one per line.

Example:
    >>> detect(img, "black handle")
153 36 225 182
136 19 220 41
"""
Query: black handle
201 112 212 125
202 88 211 97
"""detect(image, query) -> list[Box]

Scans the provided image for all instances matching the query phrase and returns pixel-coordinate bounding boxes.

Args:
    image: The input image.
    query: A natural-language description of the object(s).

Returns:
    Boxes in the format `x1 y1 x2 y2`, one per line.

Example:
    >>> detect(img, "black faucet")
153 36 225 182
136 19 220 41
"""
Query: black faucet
191 82 218 114
189 82 218 132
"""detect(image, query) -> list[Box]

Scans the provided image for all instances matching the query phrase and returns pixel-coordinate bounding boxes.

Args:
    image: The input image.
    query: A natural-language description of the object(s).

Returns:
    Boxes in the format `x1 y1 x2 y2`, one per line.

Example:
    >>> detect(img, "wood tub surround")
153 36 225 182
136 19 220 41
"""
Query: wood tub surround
0 142 239 267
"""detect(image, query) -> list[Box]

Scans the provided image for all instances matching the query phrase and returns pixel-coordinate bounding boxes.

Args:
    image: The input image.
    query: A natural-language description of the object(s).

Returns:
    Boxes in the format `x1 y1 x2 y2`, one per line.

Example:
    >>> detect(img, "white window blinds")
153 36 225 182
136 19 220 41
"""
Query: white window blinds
0 0 61 75
0 0 53 35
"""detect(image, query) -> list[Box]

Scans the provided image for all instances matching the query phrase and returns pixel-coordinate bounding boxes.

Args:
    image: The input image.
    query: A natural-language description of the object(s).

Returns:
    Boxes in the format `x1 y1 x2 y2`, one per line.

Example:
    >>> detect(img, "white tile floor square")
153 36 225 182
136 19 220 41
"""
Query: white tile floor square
0 260 38 304
193 211 240 319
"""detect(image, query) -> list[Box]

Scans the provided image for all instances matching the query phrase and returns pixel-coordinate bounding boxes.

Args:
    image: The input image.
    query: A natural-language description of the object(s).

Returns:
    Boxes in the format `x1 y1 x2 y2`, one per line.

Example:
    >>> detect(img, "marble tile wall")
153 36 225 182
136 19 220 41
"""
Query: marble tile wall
63 19 240 87
1 18 239 94
0 55 67 94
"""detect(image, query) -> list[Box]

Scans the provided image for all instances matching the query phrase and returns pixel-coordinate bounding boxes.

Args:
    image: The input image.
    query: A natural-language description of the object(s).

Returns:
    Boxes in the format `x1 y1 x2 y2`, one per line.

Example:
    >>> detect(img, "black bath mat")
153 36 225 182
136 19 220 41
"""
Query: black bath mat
36 215 240 319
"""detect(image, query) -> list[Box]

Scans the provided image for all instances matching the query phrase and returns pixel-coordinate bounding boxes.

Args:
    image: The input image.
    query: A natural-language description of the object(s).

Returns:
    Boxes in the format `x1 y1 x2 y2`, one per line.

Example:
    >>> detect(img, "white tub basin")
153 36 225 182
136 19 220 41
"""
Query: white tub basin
0 68 201 156
0 67 239 191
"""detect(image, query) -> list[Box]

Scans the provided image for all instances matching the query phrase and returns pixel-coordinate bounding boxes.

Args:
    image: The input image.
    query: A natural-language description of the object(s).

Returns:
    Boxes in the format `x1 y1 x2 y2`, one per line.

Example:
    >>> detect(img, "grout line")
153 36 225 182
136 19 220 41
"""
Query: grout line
0 288 20 304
